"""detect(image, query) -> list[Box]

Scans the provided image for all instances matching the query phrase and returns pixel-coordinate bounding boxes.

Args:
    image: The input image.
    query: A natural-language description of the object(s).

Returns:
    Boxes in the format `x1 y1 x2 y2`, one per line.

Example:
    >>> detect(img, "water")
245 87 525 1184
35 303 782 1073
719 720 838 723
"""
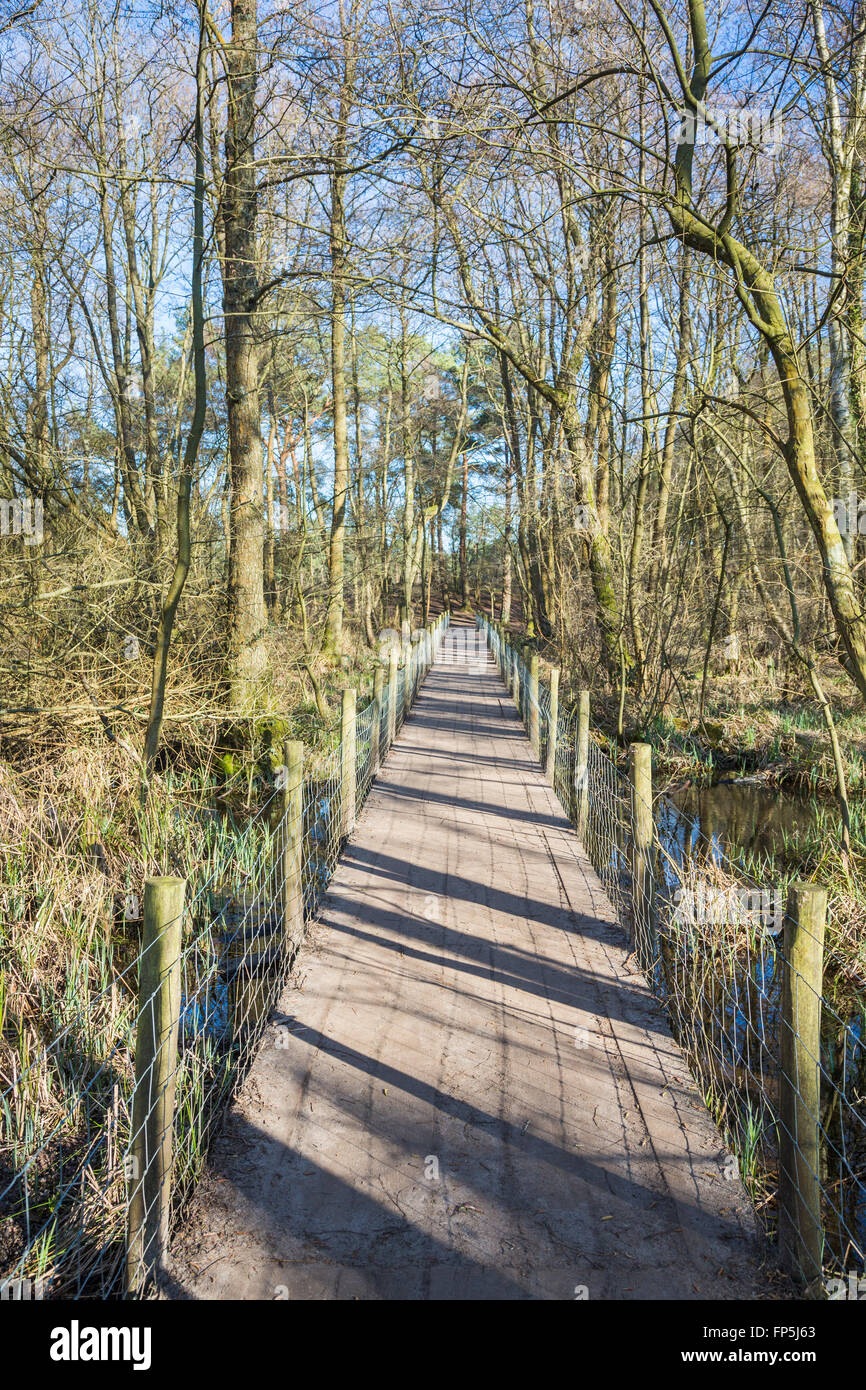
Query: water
659 777 866 1268
667 778 832 865
180 787 337 1045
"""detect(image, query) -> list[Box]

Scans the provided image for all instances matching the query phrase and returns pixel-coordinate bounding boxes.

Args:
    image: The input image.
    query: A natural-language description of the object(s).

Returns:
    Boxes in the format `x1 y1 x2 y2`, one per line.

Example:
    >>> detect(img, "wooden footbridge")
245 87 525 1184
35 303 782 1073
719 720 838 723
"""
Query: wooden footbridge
164 617 768 1301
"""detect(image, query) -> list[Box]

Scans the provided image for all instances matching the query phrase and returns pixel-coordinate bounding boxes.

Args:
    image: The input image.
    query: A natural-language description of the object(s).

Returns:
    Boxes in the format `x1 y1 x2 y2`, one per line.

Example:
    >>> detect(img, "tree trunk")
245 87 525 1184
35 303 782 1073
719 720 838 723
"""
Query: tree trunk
143 6 207 781
502 444 512 624
668 0 866 702
460 451 468 607
323 29 355 657
324 159 349 655
223 0 266 706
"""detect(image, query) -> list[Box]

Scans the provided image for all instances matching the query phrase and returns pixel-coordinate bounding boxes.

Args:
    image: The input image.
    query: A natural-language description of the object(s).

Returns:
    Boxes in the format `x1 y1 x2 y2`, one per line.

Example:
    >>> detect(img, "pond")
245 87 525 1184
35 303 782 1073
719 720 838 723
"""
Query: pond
667 777 839 865
653 776 866 1272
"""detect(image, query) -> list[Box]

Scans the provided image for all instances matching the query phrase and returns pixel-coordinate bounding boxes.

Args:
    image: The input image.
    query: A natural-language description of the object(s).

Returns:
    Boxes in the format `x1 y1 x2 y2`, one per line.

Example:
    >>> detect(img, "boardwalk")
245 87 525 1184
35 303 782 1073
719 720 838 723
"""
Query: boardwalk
166 619 770 1301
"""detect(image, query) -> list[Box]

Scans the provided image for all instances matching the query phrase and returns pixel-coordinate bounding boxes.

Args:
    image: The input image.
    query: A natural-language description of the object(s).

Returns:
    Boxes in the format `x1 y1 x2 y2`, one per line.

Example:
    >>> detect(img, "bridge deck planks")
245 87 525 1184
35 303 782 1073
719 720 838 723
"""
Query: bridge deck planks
166 620 772 1301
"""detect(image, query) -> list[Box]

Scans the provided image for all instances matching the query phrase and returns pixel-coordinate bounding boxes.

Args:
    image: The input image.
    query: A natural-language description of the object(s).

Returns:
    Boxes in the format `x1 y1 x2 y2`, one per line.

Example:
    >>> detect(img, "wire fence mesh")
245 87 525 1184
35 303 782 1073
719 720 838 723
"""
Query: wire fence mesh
478 614 866 1292
0 614 449 1299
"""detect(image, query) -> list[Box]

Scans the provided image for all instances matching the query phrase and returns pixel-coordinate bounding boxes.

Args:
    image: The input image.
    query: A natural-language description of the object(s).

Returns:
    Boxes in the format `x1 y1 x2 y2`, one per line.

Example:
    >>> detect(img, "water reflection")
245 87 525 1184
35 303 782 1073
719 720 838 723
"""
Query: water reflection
669 779 826 863
657 780 865 1272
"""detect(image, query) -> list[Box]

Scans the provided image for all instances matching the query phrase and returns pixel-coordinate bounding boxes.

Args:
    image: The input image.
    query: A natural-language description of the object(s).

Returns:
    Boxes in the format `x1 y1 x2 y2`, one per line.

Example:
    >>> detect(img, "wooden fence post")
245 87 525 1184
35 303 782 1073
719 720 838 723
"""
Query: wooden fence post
126 875 185 1294
575 690 590 836
282 740 304 954
372 664 384 773
387 648 398 746
529 651 539 753
545 667 560 782
341 687 357 836
779 882 827 1289
629 743 656 974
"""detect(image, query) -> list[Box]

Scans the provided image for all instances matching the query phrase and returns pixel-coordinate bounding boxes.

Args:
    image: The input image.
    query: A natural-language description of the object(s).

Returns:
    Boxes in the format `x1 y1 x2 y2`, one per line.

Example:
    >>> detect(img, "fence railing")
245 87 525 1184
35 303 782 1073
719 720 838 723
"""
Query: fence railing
0 612 449 1300
478 614 866 1296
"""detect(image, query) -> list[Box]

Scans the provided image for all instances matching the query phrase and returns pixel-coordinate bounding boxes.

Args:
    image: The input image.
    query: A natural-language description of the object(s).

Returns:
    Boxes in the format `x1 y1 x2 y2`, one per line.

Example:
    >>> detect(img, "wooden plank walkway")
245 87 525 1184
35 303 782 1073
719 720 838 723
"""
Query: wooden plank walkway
166 619 773 1301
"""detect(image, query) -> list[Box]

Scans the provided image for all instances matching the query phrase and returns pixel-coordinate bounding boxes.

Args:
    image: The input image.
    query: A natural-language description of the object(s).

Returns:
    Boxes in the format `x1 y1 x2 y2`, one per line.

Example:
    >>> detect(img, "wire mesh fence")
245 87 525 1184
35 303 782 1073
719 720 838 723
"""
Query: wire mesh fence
478 614 866 1293
0 613 449 1300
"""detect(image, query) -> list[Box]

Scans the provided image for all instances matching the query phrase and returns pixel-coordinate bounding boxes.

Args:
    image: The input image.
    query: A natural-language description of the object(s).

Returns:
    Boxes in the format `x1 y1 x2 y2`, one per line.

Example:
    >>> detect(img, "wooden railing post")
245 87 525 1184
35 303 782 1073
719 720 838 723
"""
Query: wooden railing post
281 740 304 954
779 882 827 1289
629 743 656 975
529 651 539 753
371 664 384 773
387 648 398 746
126 876 185 1294
575 690 590 836
341 687 357 836
545 667 560 782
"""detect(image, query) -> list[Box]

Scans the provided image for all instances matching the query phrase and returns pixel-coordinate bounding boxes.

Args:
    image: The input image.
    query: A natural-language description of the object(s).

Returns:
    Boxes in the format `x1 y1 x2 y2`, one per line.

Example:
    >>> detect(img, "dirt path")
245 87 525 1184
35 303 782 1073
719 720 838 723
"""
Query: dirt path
165 621 774 1300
